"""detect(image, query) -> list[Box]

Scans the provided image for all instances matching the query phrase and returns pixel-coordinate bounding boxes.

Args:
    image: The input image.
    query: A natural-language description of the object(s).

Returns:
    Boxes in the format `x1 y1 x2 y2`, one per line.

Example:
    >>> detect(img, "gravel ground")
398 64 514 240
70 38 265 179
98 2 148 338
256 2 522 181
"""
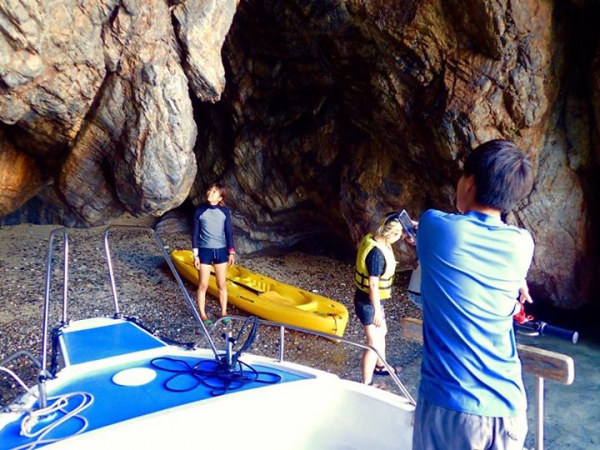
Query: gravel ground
1 222 596 449
0 222 423 407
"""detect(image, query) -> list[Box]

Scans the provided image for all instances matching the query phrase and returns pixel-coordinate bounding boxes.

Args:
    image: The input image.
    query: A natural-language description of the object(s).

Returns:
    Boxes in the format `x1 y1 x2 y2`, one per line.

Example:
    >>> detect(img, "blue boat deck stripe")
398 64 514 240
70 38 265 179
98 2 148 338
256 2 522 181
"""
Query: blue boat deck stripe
60 321 166 366
1 355 305 449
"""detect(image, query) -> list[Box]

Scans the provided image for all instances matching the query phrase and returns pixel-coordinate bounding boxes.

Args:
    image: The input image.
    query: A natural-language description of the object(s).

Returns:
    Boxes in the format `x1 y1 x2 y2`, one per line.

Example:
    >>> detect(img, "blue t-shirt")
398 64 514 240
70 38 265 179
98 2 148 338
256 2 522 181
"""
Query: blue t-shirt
416 209 534 417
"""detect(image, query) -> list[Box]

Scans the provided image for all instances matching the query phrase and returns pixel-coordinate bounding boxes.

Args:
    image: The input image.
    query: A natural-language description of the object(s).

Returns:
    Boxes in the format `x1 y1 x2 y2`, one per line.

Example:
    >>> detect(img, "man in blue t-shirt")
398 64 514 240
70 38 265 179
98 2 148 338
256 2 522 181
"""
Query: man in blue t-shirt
413 140 535 450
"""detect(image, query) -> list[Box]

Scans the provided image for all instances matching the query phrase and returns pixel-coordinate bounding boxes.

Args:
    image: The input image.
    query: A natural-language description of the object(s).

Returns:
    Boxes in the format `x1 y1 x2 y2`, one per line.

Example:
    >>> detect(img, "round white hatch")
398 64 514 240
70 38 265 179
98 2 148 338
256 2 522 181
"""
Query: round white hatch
112 367 157 386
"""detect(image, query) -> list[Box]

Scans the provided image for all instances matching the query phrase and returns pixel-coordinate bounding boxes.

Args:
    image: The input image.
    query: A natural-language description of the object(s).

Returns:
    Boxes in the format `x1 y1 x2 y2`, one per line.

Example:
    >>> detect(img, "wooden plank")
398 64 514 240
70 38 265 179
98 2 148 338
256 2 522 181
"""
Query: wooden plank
517 345 575 385
399 318 575 385
400 317 426 344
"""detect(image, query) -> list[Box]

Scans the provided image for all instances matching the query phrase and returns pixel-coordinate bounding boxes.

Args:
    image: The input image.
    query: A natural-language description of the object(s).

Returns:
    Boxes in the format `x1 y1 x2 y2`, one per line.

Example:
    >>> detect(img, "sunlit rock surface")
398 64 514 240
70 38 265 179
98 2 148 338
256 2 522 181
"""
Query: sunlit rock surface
0 0 598 310
0 0 208 224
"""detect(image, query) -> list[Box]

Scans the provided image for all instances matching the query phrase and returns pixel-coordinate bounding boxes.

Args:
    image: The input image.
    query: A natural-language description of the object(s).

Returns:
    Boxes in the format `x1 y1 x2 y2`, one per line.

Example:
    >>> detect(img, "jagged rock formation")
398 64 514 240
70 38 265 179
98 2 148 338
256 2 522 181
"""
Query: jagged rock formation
0 0 234 223
0 0 599 310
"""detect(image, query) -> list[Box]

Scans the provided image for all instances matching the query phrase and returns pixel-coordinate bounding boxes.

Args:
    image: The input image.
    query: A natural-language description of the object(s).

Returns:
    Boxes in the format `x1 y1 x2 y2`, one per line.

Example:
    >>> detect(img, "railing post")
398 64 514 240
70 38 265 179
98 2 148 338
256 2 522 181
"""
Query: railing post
278 325 285 362
39 228 69 409
535 376 545 450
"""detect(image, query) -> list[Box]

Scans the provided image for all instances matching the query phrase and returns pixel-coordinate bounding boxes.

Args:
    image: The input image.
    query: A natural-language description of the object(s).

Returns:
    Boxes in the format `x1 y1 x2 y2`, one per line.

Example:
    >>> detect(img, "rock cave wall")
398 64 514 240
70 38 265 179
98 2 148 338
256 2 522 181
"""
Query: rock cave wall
0 0 599 310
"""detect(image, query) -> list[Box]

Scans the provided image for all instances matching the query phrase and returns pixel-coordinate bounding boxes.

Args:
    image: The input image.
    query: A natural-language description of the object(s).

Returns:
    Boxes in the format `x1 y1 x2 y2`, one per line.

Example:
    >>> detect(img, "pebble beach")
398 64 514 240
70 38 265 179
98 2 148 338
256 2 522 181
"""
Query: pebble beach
0 222 596 449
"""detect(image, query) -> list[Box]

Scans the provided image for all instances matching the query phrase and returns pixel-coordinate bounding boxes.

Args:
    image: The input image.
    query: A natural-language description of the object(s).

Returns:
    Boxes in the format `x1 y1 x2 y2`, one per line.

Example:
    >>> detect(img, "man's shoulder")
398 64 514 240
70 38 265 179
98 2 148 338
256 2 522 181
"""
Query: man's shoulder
420 209 456 228
508 224 533 239
421 209 451 220
508 225 534 254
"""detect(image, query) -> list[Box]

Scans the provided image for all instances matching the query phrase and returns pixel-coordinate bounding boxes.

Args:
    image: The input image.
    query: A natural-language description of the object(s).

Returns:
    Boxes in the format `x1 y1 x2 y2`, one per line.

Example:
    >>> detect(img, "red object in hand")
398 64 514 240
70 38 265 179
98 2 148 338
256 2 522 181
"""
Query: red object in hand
513 302 534 324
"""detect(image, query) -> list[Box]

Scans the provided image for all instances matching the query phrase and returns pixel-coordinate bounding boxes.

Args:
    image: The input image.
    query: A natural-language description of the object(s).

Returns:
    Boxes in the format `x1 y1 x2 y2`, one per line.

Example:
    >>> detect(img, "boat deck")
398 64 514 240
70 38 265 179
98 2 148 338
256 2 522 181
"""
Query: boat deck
3 318 306 449
1 226 416 449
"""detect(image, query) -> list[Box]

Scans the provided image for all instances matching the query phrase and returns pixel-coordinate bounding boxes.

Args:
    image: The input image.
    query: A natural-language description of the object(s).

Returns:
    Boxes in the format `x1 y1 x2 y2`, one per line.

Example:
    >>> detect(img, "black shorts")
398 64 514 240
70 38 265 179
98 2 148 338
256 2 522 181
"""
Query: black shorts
354 290 385 326
197 247 228 265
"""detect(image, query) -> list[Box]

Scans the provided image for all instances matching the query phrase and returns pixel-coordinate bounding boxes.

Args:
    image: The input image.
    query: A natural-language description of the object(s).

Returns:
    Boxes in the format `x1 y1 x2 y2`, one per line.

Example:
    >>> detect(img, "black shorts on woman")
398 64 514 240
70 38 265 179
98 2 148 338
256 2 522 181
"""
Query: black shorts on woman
197 247 228 265
354 290 386 326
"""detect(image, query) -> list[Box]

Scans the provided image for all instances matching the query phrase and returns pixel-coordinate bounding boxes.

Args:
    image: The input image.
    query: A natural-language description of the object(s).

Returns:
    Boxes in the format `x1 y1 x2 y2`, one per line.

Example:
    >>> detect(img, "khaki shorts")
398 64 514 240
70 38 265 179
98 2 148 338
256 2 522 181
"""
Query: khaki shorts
412 397 528 450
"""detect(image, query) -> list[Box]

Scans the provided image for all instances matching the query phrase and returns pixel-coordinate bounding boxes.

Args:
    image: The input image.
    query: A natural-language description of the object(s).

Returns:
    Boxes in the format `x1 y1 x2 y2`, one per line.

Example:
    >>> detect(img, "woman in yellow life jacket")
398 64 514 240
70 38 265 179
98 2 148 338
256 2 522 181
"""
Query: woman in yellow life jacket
354 212 406 387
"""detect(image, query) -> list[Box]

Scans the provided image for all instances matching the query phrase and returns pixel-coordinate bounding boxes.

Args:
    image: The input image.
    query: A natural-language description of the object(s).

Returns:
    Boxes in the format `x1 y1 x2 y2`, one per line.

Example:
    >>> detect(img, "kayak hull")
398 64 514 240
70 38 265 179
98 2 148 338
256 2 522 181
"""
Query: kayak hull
170 250 349 337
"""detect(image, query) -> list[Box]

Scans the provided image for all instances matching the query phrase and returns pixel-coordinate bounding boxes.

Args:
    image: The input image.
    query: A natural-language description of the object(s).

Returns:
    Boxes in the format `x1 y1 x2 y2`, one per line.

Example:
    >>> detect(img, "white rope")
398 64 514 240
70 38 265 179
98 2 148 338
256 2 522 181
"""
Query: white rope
12 392 94 450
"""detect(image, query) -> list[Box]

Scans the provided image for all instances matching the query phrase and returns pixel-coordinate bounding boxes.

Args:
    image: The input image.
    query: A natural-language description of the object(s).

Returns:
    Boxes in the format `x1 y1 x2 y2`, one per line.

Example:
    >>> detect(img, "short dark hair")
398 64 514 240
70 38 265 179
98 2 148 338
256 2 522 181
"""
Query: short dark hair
208 182 227 206
463 139 534 212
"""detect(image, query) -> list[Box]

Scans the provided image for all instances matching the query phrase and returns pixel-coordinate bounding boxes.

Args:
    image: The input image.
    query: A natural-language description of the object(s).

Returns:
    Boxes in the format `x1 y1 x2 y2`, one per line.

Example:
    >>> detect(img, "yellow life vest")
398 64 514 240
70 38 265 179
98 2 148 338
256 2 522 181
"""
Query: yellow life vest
354 234 396 299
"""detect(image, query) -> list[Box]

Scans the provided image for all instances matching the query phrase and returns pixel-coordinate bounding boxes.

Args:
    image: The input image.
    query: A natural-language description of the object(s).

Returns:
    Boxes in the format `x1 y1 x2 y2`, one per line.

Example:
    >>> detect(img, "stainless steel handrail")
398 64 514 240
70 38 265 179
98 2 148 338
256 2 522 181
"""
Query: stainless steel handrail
39 227 70 408
0 351 41 370
0 350 42 408
36 225 414 408
105 226 415 405
204 315 417 406
36 225 221 410
102 225 219 357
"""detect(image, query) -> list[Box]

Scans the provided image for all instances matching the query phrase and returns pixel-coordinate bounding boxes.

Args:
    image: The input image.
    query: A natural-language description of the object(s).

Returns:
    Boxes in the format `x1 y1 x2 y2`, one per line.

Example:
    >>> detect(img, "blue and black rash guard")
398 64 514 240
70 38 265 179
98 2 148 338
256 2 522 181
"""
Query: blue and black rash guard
192 204 235 255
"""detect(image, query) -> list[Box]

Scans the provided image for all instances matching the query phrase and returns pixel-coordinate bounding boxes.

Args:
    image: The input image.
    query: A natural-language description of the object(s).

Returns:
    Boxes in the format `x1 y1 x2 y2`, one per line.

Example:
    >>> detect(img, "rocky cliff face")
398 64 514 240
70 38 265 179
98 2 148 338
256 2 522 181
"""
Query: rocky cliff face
1 0 598 310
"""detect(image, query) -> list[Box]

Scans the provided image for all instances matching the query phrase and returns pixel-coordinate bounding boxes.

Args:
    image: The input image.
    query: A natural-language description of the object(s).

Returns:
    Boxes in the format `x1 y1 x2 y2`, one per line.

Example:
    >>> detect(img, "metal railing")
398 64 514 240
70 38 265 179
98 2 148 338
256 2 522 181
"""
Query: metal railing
35 226 221 410
201 315 416 405
0 351 42 408
102 225 220 357
24 225 417 411
105 226 415 405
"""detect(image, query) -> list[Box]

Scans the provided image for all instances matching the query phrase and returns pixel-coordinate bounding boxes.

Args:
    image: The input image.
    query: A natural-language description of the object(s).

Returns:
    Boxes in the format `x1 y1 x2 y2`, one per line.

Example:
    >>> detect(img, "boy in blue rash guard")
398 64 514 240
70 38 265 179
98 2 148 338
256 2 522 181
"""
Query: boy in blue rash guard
192 183 235 326
413 140 535 450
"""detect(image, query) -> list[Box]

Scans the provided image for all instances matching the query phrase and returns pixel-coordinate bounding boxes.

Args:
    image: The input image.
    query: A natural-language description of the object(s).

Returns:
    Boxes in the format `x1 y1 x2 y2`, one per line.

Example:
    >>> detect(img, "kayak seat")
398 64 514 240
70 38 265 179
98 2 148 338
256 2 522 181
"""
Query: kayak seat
260 291 318 311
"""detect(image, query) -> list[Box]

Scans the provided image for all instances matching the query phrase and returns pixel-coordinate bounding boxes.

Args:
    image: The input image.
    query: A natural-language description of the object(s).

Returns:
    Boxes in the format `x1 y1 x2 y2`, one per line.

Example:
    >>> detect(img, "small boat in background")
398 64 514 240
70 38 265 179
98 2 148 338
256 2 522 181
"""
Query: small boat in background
0 226 415 449
170 249 350 338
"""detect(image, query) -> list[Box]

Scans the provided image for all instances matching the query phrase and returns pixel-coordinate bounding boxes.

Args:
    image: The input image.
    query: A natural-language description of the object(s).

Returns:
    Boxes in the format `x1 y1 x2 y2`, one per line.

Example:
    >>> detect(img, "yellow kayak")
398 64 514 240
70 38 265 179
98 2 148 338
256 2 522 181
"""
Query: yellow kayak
170 250 349 337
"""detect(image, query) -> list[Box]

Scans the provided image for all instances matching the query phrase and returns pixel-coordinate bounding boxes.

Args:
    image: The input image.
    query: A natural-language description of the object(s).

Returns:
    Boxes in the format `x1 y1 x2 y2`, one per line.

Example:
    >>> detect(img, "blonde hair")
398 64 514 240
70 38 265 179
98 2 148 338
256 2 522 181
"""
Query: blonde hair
374 215 403 241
